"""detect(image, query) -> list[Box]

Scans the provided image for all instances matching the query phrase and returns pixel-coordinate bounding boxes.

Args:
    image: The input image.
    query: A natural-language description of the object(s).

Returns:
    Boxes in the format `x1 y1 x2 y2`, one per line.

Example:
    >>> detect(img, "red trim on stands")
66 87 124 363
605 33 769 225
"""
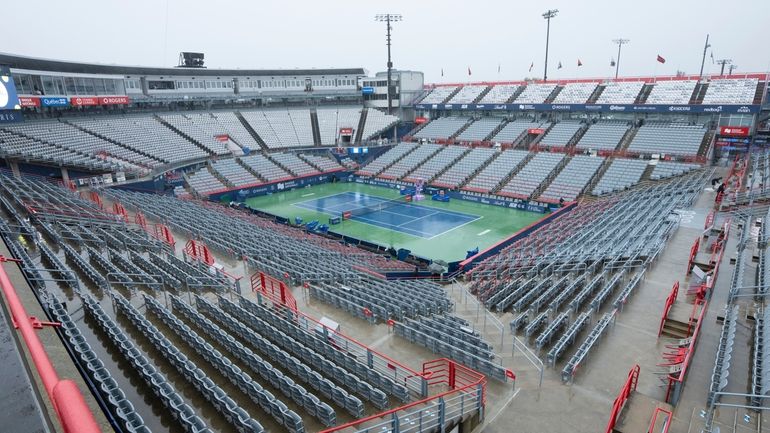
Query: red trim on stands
604 364 640 433
0 257 102 433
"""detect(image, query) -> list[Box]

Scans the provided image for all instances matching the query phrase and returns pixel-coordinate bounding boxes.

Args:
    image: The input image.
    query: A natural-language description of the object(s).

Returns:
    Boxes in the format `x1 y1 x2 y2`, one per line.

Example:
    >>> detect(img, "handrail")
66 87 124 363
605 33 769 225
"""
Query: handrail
0 257 102 433
657 281 680 337
648 407 673 433
604 364 640 433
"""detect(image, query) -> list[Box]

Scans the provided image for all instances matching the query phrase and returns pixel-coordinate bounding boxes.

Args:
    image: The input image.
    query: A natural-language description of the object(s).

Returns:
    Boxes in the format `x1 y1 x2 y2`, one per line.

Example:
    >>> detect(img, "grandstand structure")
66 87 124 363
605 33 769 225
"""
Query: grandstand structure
2 47 770 433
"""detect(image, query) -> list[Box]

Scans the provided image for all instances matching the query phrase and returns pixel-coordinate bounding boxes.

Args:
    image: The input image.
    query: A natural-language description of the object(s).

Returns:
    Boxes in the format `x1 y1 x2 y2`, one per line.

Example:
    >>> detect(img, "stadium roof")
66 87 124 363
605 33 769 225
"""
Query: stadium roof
0 52 366 77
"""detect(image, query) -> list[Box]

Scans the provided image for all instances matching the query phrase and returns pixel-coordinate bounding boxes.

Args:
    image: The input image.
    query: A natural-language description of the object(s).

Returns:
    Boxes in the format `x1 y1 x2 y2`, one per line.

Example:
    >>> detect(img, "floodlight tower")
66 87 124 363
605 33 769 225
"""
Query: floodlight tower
542 9 558 82
699 34 711 78
716 59 732 76
612 38 630 79
375 14 402 115
728 64 737 75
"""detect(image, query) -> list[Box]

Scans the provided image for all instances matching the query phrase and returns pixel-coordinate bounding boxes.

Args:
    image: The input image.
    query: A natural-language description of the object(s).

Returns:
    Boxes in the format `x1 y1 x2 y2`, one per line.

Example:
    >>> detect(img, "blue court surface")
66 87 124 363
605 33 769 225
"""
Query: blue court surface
292 191 481 239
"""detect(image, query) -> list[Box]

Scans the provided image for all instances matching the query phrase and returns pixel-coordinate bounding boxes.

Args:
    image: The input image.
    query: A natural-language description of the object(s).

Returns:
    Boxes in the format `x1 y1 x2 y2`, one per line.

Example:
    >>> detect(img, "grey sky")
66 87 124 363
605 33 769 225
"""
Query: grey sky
6 0 769 83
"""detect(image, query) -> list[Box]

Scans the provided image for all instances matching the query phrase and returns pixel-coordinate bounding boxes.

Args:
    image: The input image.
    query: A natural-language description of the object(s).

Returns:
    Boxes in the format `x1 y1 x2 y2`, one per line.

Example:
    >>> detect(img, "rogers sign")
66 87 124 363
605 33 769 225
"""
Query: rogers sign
98 96 130 105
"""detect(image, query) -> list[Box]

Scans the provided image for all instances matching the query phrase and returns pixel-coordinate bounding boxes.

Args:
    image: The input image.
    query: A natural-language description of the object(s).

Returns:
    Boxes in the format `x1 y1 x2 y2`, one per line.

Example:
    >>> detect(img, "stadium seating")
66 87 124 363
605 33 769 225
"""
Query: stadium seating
498 152 565 198
160 114 234 155
447 85 488 103
317 108 362 146
645 80 697 104
240 110 308 149
269 152 319 177
361 109 399 141
413 117 470 140
626 123 707 156
380 143 441 179
211 111 262 150
591 158 649 195
211 158 261 187
595 81 644 104
513 83 558 103
240 154 291 182
491 118 542 143
405 145 467 182
298 153 344 172
574 121 630 151
538 120 583 147
552 82 598 104
186 168 228 195
479 85 521 104
420 86 459 104
539 155 605 202
432 147 497 188
649 161 701 180
357 143 416 176
0 129 119 172
456 118 504 142
463 149 529 193
702 78 759 104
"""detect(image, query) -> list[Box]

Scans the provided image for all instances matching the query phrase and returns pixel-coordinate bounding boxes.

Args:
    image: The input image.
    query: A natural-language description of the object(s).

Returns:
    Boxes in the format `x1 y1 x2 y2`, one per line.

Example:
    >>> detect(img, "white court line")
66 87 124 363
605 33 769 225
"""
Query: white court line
426 215 484 240
300 193 315 197
396 211 438 227
477 229 491 236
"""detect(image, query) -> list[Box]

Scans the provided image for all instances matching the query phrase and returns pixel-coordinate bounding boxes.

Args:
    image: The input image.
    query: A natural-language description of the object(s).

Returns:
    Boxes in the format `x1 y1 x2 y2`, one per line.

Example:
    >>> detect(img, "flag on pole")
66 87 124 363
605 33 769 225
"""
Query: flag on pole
557 61 563 69
498 63 501 74
528 62 534 72
441 68 444 77
710 51 715 64
468 67 472 76
657 55 666 64
577 59 583 67
610 58 616 67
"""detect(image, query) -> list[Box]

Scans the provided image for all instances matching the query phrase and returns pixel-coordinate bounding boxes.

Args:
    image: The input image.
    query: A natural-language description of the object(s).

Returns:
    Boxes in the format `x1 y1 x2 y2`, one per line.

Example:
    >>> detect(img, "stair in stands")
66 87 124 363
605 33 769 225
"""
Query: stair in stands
506 86 526 103
533 155 572 200
440 86 463 104
565 123 590 149
584 157 614 195
371 145 419 176
208 164 234 188
634 83 654 104
472 86 493 103
617 126 639 152
421 147 472 183
61 119 166 165
753 81 766 105
236 158 267 183
297 154 324 172
457 151 501 189
484 119 509 141
449 118 477 140
405 120 430 138
697 130 716 157
401 145 451 181
523 122 555 149
154 115 217 156
310 109 322 146
689 82 708 105
266 152 297 177
544 86 563 103
586 85 605 104
639 163 655 182
354 108 368 144
490 151 536 194
660 305 694 339
234 111 269 151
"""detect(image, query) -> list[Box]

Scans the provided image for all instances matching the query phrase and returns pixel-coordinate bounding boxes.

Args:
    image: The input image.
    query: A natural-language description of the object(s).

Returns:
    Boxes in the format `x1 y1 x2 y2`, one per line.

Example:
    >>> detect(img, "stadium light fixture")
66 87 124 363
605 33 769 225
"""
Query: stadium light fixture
541 9 558 82
375 14 403 115
612 39 630 79
716 59 732 76
699 34 711 78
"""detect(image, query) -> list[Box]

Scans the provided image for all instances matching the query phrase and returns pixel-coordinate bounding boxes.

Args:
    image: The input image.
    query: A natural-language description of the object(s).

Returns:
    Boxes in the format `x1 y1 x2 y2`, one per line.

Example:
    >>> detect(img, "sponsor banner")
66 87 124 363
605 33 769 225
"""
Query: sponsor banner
719 126 750 137
414 116 428 124
18 97 41 107
70 97 99 106
528 128 545 135
339 127 353 135
0 110 24 124
98 95 130 105
414 103 760 114
41 97 69 107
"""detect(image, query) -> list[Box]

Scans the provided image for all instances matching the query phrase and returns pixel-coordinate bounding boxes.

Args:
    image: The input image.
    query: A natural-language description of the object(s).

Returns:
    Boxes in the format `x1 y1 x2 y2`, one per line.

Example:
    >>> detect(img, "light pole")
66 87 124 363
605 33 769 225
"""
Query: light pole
612 38 630 79
699 34 711 78
728 64 737 75
375 14 402 115
542 9 558 82
716 59 732 76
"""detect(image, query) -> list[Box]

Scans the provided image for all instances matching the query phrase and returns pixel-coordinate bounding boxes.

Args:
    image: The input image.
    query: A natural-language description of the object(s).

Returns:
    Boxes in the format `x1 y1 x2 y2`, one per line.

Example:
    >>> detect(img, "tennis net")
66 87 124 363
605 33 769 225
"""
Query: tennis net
341 196 407 219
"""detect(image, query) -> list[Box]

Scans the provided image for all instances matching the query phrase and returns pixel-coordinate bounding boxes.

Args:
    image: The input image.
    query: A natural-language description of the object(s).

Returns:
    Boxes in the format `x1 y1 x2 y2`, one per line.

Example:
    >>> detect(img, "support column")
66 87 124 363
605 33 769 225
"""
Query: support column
60 167 70 184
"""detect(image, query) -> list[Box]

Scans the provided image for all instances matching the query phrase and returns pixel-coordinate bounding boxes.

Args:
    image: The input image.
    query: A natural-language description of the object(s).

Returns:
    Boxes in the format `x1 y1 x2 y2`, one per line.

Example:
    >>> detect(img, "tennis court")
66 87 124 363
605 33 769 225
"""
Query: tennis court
293 191 481 239
244 183 543 262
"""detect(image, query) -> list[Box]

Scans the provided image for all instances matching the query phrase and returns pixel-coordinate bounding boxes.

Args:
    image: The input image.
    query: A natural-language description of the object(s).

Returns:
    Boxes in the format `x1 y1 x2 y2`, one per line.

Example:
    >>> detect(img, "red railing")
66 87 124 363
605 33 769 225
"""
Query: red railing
686 237 700 274
604 364 640 433
184 239 215 266
0 257 102 433
648 407 673 433
152 224 176 249
319 358 486 433
657 281 680 337
704 211 715 229
251 271 297 312
112 202 128 223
